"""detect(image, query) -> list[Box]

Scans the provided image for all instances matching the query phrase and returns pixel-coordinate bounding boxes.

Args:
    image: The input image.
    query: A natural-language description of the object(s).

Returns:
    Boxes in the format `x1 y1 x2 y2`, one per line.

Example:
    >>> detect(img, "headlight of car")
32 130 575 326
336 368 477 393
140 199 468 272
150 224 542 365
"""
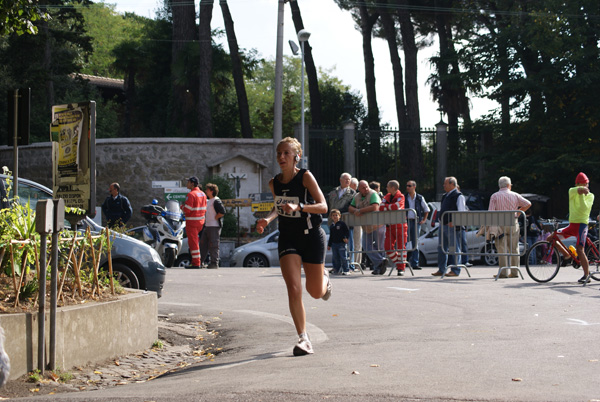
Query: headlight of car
150 248 163 264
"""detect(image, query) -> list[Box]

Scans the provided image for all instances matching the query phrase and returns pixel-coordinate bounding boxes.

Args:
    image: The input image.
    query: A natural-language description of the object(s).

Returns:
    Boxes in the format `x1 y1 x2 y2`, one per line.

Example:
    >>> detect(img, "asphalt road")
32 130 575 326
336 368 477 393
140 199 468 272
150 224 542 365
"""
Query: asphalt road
17 264 600 402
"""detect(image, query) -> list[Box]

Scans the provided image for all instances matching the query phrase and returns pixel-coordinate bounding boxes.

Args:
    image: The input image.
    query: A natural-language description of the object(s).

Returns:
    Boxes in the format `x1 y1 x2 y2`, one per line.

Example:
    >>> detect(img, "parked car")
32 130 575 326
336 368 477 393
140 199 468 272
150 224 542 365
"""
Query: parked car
416 225 524 266
230 221 333 268
2 175 166 297
424 201 440 233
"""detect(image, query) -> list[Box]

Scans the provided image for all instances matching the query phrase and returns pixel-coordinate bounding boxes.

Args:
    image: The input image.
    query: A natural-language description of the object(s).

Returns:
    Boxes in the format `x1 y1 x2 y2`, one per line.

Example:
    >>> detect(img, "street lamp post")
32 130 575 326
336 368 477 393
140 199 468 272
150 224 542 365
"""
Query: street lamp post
297 29 310 169
273 0 285 175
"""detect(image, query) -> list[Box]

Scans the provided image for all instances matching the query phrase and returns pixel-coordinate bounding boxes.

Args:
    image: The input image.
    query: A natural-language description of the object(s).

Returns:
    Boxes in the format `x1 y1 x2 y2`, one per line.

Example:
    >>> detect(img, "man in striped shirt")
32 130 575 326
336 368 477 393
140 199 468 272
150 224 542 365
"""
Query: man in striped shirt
488 176 531 278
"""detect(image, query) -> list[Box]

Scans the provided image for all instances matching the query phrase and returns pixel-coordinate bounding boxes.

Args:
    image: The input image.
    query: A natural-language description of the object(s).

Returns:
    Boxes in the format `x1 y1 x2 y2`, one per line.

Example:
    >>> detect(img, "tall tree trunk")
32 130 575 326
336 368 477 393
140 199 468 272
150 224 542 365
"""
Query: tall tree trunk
397 6 419 130
359 4 380 130
289 0 322 128
434 1 458 165
123 66 136 138
171 0 197 136
497 32 511 134
220 0 252 138
378 3 407 131
396 0 423 179
41 18 54 110
198 0 214 138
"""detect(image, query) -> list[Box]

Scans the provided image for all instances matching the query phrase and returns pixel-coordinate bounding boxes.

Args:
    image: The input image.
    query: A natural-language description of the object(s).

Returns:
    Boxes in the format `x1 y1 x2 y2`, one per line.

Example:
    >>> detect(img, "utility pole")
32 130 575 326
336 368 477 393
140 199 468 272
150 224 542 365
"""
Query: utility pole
273 0 286 175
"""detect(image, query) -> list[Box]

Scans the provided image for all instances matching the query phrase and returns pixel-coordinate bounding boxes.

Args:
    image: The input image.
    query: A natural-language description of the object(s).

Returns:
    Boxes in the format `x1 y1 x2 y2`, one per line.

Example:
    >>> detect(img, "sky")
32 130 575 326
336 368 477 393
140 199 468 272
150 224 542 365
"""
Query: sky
110 0 497 129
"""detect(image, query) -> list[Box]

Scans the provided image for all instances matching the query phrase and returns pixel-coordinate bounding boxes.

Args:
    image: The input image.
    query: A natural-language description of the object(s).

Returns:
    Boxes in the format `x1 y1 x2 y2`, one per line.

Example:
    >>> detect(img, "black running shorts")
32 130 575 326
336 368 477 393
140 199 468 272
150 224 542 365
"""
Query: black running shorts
278 226 327 264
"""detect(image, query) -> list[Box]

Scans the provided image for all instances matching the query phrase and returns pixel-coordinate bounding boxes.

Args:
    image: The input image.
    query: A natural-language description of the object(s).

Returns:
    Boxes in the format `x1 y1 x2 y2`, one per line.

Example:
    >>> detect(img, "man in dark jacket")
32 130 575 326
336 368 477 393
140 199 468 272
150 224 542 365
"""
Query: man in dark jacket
101 182 133 228
432 177 466 277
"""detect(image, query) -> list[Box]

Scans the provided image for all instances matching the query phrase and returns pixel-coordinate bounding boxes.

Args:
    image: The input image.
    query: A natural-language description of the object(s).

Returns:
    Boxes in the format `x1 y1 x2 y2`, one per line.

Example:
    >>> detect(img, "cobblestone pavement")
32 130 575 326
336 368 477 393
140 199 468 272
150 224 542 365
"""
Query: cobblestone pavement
0 314 227 399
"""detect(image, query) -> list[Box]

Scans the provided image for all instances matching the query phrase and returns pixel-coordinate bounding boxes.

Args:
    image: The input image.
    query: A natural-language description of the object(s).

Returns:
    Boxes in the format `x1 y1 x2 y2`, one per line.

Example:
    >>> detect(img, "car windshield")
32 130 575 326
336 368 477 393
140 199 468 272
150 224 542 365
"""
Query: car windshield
3 179 53 211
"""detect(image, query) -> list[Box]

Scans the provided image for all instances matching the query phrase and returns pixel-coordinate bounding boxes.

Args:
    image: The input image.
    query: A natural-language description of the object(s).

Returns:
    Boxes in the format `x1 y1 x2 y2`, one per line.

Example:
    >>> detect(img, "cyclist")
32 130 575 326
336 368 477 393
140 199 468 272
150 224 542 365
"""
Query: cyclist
556 172 595 283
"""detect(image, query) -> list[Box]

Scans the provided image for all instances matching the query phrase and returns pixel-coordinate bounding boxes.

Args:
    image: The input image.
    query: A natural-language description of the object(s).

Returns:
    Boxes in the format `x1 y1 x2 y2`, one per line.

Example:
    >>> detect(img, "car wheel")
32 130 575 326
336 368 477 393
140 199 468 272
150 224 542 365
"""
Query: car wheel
111 263 140 289
175 253 192 268
243 253 269 267
482 246 498 266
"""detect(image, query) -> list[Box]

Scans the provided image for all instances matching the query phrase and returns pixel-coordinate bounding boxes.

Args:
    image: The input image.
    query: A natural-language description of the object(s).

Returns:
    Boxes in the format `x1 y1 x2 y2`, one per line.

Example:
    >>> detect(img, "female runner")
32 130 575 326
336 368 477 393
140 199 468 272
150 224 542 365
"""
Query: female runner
256 137 330 356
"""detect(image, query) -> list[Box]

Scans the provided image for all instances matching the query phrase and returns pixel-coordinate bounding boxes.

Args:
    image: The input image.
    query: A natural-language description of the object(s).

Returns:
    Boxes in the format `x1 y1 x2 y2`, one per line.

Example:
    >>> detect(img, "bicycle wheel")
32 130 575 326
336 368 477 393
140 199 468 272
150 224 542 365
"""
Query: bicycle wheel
525 241 561 283
585 240 600 281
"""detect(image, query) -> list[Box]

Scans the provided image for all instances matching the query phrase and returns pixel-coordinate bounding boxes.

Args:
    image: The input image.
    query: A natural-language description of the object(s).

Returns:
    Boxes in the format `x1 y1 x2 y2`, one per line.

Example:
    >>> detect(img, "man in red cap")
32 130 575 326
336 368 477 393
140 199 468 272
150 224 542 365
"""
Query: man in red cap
557 172 595 283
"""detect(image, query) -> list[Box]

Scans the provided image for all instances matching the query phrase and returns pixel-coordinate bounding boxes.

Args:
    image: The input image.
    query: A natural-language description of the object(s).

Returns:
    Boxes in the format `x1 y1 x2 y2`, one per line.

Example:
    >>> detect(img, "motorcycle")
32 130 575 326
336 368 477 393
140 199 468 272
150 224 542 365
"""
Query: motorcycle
141 199 185 268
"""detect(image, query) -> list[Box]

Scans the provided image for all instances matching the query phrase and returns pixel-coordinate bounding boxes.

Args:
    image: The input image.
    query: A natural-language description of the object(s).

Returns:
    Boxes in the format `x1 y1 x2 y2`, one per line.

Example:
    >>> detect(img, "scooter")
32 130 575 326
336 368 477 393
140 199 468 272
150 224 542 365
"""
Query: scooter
141 199 185 268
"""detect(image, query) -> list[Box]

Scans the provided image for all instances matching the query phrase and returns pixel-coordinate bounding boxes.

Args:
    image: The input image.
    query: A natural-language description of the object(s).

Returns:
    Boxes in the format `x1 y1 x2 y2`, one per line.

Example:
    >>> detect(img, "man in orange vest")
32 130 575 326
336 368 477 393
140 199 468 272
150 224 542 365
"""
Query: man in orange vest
183 176 207 269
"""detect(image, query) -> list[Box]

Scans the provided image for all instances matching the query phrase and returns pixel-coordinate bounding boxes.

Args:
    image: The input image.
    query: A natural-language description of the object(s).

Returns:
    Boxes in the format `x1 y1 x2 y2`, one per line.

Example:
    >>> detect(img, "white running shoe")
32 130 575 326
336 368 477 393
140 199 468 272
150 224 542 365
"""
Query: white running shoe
293 336 314 356
322 270 332 301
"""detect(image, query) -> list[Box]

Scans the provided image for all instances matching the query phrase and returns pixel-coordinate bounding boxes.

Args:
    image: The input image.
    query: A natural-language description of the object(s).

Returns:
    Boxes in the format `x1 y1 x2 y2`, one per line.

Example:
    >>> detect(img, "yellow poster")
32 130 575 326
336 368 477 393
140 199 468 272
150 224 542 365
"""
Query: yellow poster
53 108 83 170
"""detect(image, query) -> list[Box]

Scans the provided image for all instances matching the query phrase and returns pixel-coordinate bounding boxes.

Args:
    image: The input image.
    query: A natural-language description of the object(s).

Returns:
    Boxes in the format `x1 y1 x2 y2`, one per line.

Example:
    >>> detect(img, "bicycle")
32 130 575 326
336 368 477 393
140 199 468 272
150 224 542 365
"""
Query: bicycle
525 219 600 283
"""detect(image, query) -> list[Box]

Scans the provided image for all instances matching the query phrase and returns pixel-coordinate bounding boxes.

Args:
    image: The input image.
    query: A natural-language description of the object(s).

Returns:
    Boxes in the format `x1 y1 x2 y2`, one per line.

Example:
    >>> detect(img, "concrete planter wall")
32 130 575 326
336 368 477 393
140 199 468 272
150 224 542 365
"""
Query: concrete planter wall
0 290 158 380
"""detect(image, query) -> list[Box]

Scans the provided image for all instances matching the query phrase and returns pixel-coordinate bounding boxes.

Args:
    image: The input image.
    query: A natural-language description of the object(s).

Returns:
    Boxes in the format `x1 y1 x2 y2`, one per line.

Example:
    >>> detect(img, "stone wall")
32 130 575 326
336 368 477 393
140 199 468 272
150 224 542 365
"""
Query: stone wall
0 138 274 227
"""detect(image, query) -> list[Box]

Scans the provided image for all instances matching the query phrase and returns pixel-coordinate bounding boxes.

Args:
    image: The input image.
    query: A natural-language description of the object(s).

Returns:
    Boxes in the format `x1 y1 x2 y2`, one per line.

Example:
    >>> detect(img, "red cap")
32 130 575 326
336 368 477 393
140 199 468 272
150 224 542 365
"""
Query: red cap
575 172 589 184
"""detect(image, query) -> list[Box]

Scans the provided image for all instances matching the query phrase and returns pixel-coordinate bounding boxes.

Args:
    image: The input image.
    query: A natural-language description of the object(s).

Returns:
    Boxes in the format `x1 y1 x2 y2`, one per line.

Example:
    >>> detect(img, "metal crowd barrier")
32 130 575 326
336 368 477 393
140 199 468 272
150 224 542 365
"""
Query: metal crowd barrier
341 209 418 276
440 210 527 280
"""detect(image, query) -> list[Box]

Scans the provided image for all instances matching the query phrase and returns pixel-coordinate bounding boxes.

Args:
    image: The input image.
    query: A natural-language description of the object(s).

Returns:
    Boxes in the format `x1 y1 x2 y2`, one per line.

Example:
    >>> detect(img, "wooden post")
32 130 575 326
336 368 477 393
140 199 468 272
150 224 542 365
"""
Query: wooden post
106 227 114 294
9 244 17 306
58 236 77 300
86 229 99 297
14 247 29 307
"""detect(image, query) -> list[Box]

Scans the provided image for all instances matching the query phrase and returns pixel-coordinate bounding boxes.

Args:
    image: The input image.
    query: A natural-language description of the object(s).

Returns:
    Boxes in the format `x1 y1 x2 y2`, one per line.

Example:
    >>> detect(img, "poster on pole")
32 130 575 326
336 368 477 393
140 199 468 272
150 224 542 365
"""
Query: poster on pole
50 101 96 217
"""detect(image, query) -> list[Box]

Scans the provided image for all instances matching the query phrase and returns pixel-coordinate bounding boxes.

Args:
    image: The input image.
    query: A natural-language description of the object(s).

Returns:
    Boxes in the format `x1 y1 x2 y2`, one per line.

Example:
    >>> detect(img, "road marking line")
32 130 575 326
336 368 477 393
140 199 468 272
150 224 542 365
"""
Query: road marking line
388 287 420 292
567 318 600 326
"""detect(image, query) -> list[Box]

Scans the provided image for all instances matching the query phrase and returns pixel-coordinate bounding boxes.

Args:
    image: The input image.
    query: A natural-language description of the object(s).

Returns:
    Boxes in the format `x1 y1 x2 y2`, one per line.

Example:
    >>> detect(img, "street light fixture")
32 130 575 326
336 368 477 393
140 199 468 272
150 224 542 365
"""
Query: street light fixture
288 40 299 56
297 29 311 168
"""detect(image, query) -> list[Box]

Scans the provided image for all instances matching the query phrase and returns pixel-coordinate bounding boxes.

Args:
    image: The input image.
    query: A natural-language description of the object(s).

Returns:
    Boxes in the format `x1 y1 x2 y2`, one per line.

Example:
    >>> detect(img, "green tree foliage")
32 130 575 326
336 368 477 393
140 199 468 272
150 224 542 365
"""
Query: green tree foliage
318 70 366 128
245 57 367 138
454 0 600 196
244 56 302 138
0 0 49 36
110 15 172 137
77 2 145 78
0 0 106 143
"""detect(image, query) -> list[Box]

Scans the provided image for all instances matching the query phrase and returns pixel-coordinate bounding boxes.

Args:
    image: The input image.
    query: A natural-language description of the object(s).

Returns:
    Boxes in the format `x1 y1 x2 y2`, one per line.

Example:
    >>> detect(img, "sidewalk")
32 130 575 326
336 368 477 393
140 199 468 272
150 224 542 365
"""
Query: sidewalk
0 314 224 399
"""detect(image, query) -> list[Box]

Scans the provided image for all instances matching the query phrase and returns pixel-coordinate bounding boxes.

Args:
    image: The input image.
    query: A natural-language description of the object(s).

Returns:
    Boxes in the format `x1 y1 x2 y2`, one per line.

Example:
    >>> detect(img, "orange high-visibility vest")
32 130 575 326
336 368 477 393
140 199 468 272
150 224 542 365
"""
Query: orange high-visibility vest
183 187 207 228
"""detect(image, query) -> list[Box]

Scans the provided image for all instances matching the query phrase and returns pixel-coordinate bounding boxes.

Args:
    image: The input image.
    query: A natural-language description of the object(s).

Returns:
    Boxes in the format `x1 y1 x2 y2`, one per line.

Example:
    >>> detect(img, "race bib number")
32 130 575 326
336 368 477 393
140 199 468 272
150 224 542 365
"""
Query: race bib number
275 195 301 218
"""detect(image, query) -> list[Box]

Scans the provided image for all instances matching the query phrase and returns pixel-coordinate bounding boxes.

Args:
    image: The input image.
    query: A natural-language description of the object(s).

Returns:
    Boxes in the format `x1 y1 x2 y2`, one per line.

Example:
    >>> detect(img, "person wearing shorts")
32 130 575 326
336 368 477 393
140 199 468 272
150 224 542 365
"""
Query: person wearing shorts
256 137 330 357
557 172 595 283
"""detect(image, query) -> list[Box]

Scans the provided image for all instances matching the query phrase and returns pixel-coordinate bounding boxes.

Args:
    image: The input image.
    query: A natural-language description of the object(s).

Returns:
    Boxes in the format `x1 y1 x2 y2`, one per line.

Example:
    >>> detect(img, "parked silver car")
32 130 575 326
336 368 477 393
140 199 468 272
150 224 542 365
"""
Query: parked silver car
3 175 166 297
230 222 333 268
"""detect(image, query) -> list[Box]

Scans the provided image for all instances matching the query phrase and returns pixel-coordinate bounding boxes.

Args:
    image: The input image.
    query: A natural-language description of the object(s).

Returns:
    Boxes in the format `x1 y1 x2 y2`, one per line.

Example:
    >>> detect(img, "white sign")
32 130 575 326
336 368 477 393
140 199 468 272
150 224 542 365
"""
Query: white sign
152 180 180 188
164 187 189 194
